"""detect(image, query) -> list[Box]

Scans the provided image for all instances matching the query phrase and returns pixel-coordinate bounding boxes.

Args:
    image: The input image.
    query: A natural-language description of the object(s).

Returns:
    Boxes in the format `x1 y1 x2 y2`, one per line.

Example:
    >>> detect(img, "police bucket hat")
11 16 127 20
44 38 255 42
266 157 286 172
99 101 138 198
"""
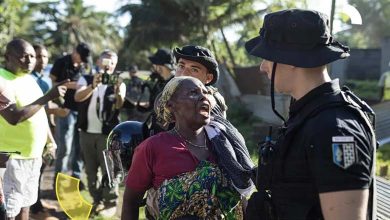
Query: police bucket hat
173 45 219 85
148 48 173 66
245 9 350 68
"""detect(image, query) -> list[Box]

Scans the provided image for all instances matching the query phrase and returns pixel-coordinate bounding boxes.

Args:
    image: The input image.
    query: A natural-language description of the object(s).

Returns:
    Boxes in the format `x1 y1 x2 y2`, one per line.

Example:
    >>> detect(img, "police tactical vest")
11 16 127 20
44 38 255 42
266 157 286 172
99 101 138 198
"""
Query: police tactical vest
268 87 376 220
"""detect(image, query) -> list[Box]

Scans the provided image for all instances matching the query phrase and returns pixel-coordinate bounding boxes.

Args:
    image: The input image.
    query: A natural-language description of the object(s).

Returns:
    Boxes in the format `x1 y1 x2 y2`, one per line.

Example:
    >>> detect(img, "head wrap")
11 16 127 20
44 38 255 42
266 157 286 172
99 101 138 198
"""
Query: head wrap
156 76 194 125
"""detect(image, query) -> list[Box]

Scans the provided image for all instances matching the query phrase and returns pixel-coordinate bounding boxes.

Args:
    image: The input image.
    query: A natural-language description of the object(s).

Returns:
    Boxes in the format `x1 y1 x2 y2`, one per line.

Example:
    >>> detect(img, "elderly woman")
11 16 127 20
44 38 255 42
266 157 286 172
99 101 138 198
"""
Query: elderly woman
122 76 251 220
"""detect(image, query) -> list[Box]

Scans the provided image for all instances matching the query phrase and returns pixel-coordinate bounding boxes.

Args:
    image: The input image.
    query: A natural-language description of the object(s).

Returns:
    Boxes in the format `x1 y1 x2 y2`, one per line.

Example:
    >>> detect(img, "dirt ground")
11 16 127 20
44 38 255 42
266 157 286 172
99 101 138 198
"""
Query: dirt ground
30 165 124 220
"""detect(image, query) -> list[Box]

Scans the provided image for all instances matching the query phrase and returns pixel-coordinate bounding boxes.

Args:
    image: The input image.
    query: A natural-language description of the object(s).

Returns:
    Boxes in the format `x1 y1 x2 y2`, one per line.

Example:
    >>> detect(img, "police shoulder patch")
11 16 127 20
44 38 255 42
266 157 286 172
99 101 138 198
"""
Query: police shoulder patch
332 136 358 169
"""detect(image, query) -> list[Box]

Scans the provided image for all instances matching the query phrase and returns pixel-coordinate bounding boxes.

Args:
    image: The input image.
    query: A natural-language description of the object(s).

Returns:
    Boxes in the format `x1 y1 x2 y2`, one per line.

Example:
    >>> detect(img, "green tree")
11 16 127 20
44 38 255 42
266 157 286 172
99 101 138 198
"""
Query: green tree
0 0 32 55
27 0 122 60
118 0 315 68
336 0 390 48
118 0 264 67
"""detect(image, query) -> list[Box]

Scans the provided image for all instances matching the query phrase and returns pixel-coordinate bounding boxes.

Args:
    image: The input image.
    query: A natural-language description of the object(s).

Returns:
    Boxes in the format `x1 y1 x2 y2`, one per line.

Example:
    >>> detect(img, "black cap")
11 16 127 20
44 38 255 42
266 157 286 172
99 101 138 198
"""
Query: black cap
148 48 173 65
76 43 91 63
245 9 350 68
173 45 219 85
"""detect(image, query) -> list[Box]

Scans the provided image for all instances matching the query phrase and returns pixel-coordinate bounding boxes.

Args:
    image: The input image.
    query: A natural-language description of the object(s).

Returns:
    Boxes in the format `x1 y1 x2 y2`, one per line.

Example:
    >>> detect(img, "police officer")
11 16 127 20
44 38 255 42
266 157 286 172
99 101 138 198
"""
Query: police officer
138 48 174 138
173 45 227 118
138 48 174 112
245 9 376 220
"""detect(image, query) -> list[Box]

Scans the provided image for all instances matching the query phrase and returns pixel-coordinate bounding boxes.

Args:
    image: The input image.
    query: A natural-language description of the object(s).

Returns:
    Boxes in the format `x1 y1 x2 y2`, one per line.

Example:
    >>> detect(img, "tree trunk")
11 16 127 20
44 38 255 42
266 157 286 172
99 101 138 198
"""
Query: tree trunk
220 27 236 68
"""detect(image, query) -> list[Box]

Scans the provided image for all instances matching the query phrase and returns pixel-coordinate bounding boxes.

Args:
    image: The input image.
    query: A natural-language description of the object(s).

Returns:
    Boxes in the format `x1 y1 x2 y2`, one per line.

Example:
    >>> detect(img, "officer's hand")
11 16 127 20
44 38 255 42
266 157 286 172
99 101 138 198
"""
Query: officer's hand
46 79 69 100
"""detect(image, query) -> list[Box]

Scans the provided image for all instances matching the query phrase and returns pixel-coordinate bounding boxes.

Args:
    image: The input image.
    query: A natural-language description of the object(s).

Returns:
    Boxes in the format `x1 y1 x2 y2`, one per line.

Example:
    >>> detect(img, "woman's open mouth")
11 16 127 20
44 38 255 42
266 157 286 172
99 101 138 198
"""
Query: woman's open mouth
199 102 210 117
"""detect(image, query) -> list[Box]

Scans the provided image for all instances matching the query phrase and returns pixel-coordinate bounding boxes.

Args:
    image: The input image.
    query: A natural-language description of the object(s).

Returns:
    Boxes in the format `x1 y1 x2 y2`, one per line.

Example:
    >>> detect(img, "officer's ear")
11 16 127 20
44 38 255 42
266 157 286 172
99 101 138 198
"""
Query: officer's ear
205 72 214 84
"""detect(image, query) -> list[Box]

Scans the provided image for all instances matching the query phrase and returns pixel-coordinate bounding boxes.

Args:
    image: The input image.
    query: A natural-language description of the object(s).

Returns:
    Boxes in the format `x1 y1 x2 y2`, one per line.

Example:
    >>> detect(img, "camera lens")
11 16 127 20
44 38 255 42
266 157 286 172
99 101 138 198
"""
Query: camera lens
102 73 109 84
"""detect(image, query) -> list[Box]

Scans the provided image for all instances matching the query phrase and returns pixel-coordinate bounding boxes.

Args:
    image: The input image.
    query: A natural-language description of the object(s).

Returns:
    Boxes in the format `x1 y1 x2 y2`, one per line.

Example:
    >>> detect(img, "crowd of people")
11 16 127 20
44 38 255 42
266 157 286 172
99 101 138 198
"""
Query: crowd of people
0 8 378 220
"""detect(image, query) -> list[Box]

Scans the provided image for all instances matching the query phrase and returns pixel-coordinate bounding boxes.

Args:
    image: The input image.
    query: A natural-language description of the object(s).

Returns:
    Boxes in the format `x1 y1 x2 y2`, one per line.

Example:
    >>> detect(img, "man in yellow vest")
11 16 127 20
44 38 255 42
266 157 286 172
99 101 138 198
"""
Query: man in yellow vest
0 38 66 220
378 62 390 101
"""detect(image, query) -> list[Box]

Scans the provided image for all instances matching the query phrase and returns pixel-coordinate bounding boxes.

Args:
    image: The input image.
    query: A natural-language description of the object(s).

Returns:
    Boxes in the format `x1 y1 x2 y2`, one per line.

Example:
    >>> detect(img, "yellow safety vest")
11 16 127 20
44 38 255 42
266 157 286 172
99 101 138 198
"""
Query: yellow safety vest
0 68 48 159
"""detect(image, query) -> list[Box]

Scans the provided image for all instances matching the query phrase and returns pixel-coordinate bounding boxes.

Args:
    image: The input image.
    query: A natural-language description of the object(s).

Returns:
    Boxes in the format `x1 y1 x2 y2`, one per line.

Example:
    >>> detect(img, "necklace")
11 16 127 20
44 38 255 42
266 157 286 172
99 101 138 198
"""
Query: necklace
172 128 208 149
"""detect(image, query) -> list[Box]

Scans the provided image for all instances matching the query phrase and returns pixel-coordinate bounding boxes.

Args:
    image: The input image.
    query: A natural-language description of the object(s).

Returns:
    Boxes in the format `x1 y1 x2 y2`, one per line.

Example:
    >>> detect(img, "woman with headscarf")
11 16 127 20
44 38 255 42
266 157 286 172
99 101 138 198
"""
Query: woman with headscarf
122 76 245 220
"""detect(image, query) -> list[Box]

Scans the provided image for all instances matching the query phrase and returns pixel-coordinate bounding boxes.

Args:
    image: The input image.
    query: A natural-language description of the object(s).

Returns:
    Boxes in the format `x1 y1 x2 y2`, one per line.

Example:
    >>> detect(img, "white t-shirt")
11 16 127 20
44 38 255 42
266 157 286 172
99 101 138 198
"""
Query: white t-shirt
77 77 126 133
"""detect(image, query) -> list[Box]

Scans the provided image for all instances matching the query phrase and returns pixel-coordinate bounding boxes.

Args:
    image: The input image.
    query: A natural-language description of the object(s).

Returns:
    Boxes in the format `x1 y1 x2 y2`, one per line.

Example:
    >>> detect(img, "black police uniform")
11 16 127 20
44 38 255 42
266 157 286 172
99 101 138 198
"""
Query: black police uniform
268 80 375 219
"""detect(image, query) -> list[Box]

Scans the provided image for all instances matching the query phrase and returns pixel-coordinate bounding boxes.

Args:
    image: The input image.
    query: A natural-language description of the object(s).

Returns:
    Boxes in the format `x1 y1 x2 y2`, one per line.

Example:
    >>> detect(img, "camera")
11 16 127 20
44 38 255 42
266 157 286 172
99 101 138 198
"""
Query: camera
101 58 119 85
102 73 119 85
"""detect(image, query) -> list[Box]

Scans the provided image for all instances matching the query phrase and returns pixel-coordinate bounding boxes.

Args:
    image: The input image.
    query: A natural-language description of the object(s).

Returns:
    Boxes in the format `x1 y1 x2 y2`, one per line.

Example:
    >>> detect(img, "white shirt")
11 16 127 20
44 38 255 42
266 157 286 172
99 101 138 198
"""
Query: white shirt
77 77 126 133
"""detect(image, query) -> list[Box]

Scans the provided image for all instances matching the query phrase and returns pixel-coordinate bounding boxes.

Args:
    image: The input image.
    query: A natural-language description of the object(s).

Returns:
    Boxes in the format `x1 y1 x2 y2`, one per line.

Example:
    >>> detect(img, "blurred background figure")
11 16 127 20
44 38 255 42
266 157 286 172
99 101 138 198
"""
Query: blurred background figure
75 50 125 218
138 48 174 138
378 61 390 102
123 64 143 120
50 42 90 184
30 44 58 219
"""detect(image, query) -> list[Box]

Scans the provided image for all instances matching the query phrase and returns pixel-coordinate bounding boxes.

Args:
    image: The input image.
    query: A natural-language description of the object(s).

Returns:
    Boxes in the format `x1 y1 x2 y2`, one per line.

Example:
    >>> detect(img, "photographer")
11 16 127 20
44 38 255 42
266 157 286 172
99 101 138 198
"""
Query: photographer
74 50 125 217
50 43 90 183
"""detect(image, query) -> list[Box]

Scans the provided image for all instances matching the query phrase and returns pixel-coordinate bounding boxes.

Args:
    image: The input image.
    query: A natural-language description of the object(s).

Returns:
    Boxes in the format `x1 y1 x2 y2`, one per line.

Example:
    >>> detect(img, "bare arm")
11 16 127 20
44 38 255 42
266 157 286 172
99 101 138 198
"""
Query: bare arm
115 80 126 109
74 84 94 102
45 126 57 158
50 73 78 89
0 81 67 125
319 189 369 220
49 74 57 85
47 125 56 145
121 187 145 220
115 92 125 109
75 74 101 102
65 81 78 90
46 101 70 117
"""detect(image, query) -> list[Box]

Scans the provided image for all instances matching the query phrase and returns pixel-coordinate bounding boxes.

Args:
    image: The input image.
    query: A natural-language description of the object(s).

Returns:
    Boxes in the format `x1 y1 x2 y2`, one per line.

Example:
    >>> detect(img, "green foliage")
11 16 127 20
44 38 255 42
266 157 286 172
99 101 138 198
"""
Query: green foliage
24 0 121 60
226 100 261 158
336 0 390 48
344 79 381 100
377 144 390 179
118 0 263 67
0 0 29 56
336 31 370 49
